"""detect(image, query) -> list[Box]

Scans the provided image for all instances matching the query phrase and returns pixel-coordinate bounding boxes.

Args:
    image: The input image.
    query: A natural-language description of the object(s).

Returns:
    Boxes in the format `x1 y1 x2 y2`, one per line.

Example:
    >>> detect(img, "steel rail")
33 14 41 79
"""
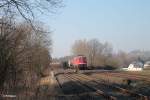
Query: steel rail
65 74 117 100
55 75 71 100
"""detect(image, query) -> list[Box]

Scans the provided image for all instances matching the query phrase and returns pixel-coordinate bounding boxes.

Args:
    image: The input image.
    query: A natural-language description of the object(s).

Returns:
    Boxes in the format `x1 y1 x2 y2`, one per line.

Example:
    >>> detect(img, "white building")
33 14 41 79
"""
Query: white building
144 61 150 69
127 61 143 71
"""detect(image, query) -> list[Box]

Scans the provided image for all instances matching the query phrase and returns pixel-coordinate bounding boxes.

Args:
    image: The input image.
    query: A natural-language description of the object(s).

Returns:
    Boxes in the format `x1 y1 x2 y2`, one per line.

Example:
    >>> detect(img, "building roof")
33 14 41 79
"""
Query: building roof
129 61 144 68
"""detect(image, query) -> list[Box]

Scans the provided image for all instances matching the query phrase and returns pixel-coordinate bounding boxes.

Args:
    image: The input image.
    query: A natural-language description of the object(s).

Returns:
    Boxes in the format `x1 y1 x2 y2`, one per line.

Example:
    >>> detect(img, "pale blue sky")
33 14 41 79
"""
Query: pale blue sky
44 0 150 57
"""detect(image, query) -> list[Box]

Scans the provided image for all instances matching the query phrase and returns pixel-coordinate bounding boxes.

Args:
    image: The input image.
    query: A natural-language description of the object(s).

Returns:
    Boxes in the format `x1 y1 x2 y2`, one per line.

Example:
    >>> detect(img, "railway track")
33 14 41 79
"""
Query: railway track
56 74 106 100
54 75 70 100
96 72 150 83
80 70 150 82
71 73 149 100
54 68 149 100
65 74 116 100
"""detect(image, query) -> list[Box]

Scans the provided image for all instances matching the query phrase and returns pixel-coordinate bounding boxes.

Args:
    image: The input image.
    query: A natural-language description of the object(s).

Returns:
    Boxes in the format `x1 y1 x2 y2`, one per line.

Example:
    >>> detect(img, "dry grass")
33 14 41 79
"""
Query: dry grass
38 76 51 86
123 70 150 76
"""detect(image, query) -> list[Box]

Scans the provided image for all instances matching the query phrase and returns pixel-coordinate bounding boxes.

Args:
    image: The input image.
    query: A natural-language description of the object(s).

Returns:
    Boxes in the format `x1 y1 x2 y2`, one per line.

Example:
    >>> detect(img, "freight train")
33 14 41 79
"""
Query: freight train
68 55 87 70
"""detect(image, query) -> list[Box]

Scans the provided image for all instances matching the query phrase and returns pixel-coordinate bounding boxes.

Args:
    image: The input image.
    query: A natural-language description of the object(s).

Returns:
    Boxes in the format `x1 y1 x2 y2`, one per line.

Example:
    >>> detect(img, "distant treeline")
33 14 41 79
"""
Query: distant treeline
54 39 150 69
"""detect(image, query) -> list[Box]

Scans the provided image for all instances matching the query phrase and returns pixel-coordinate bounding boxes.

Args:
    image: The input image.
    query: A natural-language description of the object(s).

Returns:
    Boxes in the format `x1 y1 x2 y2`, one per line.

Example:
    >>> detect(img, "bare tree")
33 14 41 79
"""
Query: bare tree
0 0 62 24
72 39 88 56
87 39 101 66
0 18 52 96
72 39 113 67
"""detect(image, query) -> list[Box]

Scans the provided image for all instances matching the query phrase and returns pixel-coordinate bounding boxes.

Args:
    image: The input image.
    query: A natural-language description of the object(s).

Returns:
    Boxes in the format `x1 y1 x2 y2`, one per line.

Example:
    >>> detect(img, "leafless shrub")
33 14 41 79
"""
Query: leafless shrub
0 17 51 97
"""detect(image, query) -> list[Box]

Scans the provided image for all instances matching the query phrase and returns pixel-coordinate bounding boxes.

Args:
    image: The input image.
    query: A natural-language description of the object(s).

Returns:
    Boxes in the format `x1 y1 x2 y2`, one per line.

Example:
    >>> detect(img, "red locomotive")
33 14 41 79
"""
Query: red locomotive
68 55 87 70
